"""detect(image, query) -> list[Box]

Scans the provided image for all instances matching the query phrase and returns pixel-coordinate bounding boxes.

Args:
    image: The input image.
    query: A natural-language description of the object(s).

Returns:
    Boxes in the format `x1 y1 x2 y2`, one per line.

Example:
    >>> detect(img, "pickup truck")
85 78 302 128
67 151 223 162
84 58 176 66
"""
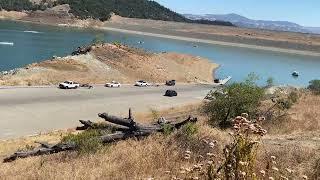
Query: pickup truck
59 81 80 89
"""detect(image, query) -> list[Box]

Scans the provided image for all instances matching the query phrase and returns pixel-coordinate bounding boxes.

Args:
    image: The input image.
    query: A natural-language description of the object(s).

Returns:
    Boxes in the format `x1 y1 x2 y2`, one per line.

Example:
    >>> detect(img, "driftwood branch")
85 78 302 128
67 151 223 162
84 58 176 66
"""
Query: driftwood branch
4 143 76 163
4 109 197 163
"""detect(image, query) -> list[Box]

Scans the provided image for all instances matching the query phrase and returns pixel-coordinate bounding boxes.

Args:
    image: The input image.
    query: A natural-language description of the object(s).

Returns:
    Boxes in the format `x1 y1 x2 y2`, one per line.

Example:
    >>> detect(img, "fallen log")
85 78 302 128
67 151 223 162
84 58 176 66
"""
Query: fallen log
3 143 76 163
4 109 197 163
76 120 130 132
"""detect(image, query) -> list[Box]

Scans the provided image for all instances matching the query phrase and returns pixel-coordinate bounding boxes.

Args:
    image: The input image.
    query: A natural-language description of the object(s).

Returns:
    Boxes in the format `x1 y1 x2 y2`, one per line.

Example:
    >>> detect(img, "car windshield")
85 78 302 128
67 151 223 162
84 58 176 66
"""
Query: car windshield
64 81 71 84
138 80 144 83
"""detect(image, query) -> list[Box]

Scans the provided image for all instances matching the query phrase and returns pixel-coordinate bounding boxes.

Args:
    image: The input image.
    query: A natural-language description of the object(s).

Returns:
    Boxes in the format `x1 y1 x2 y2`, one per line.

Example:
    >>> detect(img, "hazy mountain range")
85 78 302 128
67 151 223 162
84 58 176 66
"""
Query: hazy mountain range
184 13 320 34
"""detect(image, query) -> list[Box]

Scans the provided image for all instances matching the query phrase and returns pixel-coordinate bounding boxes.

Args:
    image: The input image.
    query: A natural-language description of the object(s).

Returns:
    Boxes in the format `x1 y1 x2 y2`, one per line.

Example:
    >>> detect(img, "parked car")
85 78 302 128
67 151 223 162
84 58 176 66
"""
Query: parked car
59 81 80 89
106 81 121 88
165 80 176 86
164 90 178 97
80 84 93 89
135 80 150 87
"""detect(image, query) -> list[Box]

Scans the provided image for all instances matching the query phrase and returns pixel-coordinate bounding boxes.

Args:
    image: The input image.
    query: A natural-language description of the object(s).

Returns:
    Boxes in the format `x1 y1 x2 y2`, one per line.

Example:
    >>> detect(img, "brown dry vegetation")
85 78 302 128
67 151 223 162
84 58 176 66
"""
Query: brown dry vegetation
0 93 319 179
0 44 218 86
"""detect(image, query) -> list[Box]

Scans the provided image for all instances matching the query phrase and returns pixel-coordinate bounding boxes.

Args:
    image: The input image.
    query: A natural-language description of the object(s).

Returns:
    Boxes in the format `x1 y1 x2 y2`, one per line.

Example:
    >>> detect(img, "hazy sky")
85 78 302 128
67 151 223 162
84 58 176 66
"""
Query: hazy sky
155 0 319 27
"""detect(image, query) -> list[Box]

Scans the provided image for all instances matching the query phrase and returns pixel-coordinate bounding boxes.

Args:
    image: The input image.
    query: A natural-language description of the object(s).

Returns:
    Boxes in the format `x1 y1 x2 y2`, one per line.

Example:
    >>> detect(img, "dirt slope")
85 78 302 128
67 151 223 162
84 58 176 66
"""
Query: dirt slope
0 44 218 86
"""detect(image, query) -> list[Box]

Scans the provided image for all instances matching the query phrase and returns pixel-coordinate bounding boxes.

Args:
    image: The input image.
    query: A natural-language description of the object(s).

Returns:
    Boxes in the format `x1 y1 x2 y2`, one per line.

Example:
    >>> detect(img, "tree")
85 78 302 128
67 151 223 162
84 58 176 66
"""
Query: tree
203 76 264 128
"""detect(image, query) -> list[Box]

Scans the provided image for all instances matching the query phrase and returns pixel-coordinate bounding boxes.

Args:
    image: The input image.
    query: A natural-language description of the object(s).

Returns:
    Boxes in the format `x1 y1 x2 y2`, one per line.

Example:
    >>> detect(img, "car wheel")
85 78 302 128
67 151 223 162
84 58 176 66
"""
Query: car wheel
111 85 113 87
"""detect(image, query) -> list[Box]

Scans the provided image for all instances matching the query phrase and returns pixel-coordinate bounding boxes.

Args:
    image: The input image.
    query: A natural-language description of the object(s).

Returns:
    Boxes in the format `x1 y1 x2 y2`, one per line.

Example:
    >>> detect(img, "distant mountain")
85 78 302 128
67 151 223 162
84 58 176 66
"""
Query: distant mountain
184 13 320 34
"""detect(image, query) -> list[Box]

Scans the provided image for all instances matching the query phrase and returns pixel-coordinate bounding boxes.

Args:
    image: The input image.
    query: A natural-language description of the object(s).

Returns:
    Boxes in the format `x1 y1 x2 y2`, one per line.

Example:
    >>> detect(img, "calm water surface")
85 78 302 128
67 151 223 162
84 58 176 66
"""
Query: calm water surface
0 20 319 86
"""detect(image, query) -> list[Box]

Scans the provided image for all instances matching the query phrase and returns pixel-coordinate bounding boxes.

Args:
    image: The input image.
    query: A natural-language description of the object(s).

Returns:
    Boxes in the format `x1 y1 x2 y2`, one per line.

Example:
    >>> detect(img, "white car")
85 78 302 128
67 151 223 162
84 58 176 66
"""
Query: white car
135 80 150 87
59 81 80 89
106 81 121 88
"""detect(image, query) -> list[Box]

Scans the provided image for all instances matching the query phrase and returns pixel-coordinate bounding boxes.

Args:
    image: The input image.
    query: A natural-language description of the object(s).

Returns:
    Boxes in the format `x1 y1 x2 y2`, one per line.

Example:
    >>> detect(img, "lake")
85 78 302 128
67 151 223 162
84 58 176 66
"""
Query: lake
0 20 319 86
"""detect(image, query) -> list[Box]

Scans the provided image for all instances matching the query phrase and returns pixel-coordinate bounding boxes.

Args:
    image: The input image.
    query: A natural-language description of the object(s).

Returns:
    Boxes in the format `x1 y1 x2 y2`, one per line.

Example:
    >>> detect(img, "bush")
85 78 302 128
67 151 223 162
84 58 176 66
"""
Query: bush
308 80 320 95
162 124 174 136
62 130 103 154
180 122 198 138
203 77 264 128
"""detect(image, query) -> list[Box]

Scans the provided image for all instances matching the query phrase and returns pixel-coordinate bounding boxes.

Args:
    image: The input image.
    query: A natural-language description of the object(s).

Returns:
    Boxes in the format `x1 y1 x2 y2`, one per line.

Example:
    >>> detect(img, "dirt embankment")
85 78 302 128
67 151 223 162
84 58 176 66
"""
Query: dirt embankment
106 15 320 53
0 5 102 28
0 43 218 86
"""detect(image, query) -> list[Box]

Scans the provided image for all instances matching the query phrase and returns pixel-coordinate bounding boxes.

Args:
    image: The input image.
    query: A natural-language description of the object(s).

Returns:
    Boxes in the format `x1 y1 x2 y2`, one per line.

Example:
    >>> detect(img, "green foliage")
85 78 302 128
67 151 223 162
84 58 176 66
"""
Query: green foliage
266 77 274 87
308 79 320 95
62 130 103 154
0 0 34 11
180 122 198 138
203 76 264 128
56 0 188 22
91 34 105 45
162 124 174 136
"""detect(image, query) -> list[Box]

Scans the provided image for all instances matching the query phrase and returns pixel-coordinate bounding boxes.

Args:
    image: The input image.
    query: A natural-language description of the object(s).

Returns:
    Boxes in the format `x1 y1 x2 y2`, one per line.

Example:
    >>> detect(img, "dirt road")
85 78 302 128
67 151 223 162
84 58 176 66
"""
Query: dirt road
0 84 213 139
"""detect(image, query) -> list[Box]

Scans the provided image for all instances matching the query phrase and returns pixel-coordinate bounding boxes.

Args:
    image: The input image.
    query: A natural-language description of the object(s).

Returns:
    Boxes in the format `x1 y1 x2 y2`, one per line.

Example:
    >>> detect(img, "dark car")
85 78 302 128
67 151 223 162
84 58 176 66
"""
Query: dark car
164 90 178 97
165 80 176 86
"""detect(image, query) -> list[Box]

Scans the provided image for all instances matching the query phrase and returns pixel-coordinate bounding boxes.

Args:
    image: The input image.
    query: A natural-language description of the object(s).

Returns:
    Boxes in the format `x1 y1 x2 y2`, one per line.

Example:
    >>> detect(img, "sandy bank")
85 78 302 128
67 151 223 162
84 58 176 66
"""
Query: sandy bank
0 43 218 86
101 26 320 57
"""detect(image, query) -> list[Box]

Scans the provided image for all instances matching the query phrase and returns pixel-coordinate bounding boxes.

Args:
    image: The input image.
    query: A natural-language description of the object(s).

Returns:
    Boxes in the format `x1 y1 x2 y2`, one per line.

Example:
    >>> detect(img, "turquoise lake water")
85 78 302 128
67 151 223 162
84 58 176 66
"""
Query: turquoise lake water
0 20 319 86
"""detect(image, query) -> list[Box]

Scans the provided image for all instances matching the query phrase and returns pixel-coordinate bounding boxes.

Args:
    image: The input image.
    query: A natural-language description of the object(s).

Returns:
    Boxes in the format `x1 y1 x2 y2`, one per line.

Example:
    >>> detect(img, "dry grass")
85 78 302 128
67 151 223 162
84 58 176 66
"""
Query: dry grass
0 121 229 180
1 94 320 179
264 93 320 134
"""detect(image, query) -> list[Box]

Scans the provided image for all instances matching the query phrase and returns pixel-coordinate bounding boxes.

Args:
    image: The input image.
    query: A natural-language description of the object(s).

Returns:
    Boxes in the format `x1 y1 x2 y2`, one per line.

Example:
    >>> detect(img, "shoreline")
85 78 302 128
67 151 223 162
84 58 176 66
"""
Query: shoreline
100 27 320 57
1 18 320 57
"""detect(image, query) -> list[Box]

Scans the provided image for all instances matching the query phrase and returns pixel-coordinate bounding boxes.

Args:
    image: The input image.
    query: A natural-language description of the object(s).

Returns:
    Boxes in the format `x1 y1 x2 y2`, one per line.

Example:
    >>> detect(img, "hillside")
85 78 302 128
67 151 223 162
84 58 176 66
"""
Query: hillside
0 43 218 86
185 13 320 34
0 0 233 26
0 92 319 179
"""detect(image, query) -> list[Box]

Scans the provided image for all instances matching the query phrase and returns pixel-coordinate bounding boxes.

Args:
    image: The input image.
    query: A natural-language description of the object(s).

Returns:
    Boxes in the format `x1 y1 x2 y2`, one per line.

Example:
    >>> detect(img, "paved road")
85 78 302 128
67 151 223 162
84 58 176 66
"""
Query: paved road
0 84 214 139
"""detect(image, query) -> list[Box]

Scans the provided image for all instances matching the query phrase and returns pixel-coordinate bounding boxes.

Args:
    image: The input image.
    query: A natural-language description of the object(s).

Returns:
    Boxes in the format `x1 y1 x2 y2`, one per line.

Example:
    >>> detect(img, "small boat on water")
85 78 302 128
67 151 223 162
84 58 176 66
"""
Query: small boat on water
0 42 14 46
292 71 299 77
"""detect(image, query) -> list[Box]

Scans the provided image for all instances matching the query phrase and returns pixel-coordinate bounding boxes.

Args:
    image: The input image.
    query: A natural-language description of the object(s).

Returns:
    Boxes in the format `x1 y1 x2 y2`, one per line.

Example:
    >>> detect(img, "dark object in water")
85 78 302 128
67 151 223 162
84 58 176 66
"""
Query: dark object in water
292 71 299 77
164 90 178 97
165 80 176 86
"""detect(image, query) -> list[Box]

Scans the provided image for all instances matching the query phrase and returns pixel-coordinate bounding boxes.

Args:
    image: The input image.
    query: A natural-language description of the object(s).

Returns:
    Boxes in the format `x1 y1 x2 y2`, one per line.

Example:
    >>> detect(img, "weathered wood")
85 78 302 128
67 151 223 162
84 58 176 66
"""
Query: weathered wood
76 120 95 130
3 143 76 163
98 113 136 128
76 120 131 132
4 109 198 163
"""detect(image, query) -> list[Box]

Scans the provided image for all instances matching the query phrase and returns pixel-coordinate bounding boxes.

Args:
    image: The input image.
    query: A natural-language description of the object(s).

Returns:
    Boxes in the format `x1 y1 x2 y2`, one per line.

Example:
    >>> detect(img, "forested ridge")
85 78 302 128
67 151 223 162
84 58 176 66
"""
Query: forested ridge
0 0 234 26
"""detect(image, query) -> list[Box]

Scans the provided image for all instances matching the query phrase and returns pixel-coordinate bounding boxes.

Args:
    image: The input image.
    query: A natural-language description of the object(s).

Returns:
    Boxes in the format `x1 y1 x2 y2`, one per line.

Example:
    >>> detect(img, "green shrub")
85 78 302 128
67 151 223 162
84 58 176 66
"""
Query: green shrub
203 75 264 128
62 130 103 154
181 122 198 138
308 80 320 95
162 124 174 136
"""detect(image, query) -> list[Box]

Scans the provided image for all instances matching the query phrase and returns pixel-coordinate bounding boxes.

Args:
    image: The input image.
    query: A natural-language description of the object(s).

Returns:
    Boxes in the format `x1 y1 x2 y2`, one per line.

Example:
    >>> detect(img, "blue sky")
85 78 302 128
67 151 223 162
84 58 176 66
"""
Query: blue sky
155 0 319 27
